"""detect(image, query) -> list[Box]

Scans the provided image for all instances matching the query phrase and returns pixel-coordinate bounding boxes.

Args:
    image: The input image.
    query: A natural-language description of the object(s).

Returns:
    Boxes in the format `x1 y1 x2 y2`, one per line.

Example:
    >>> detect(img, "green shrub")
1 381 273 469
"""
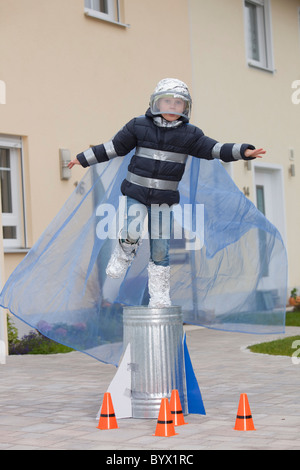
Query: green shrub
7 315 18 345
10 330 74 355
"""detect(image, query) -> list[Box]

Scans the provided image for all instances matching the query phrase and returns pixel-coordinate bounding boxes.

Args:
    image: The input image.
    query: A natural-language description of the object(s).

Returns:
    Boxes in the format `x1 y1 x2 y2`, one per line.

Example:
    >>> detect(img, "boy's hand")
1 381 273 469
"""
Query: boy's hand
244 148 266 159
68 158 80 169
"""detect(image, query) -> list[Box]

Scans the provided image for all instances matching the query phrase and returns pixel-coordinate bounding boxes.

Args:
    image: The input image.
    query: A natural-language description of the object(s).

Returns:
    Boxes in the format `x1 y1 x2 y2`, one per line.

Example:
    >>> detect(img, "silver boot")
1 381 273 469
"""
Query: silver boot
106 238 139 279
147 261 171 308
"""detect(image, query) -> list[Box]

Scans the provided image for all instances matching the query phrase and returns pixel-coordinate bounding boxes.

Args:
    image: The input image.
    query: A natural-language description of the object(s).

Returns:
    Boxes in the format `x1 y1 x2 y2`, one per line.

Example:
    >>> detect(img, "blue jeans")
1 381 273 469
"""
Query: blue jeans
121 196 173 267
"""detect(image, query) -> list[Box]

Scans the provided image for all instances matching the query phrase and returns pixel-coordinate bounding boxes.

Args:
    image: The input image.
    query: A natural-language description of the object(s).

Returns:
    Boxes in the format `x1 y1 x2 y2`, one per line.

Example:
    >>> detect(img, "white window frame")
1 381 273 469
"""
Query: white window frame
84 0 129 28
244 0 274 72
0 135 27 250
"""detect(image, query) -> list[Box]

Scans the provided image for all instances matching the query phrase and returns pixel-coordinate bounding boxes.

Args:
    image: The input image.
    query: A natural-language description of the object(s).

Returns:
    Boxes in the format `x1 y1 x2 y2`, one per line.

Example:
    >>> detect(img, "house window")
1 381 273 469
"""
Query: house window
0 135 26 249
256 185 266 215
84 0 128 27
85 0 114 21
244 0 274 72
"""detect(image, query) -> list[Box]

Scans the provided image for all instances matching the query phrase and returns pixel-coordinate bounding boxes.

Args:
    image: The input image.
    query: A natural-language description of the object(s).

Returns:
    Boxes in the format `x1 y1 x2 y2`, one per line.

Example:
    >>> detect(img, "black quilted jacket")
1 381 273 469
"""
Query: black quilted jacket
77 108 255 206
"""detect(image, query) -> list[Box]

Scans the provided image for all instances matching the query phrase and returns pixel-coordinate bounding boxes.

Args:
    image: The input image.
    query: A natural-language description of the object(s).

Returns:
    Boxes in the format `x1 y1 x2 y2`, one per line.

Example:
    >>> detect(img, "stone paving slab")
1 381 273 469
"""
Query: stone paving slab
0 326 300 450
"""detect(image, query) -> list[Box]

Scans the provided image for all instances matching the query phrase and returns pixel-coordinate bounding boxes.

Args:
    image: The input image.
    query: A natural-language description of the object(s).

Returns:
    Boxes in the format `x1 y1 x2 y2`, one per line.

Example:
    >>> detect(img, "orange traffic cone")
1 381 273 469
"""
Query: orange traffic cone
97 392 118 430
170 390 188 426
153 398 178 437
233 393 256 431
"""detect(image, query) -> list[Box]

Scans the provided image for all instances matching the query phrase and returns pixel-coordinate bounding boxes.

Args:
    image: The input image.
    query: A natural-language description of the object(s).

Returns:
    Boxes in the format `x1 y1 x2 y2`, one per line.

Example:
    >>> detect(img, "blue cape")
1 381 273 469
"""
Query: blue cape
0 152 287 365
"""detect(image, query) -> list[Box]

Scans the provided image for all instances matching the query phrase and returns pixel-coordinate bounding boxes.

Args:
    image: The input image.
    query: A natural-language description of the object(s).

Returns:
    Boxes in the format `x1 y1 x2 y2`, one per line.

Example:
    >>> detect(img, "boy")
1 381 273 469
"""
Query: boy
68 78 265 308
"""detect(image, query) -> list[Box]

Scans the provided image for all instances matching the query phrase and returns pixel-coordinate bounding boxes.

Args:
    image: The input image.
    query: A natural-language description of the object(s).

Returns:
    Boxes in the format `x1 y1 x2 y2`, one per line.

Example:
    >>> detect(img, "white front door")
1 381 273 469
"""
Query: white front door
253 163 287 292
254 164 286 244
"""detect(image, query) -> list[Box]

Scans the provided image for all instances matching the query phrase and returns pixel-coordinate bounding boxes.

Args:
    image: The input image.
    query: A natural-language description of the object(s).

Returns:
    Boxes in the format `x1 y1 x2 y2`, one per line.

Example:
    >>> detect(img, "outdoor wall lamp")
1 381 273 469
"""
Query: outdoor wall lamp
59 148 71 180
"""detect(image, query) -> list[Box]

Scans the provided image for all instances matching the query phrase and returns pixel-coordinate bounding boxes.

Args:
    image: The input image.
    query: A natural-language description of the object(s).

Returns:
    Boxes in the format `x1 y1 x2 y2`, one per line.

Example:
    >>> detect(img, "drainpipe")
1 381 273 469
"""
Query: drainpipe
0 179 7 364
0 309 7 365
0 80 6 105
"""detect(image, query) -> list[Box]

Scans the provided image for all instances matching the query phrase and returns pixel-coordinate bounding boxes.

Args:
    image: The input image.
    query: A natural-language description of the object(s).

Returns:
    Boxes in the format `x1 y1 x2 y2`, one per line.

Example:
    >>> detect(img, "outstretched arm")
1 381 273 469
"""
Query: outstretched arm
244 148 266 159
68 158 80 169
187 126 266 163
68 118 137 169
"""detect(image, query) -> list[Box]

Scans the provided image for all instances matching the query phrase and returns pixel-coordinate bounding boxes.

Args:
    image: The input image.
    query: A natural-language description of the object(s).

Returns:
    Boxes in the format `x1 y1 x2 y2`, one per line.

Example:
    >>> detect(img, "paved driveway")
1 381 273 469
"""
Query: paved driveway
0 326 299 450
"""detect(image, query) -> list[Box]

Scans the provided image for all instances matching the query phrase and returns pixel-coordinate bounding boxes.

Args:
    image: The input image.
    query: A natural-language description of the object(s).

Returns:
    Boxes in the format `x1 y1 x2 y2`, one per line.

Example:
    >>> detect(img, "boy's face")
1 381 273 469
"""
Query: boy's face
158 97 186 121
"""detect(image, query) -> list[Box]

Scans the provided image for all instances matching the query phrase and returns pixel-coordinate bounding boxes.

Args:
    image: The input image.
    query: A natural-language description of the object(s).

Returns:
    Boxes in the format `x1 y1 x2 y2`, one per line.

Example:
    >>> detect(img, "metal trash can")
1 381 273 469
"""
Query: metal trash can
123 306 187 419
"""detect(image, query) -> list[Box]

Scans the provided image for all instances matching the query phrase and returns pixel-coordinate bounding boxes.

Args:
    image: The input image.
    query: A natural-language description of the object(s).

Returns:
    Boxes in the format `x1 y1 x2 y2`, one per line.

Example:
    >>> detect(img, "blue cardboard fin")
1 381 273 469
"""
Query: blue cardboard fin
183 333 206 415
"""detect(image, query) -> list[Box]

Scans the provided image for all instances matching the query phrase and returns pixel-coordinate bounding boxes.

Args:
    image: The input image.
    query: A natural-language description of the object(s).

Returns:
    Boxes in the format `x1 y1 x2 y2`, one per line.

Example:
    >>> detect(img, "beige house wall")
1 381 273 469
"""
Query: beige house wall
0 0 299 318
0 0 192 281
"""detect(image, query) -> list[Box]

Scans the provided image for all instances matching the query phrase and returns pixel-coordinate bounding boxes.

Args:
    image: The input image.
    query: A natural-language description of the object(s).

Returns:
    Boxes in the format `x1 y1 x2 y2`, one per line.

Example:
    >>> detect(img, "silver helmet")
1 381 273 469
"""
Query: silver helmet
150 78 192 119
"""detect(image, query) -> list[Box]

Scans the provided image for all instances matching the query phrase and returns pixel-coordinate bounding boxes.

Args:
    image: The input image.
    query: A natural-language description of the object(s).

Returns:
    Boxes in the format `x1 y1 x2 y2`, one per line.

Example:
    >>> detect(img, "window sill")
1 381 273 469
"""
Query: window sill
84 8 130 28
4 248 30 254
248 61 275 74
